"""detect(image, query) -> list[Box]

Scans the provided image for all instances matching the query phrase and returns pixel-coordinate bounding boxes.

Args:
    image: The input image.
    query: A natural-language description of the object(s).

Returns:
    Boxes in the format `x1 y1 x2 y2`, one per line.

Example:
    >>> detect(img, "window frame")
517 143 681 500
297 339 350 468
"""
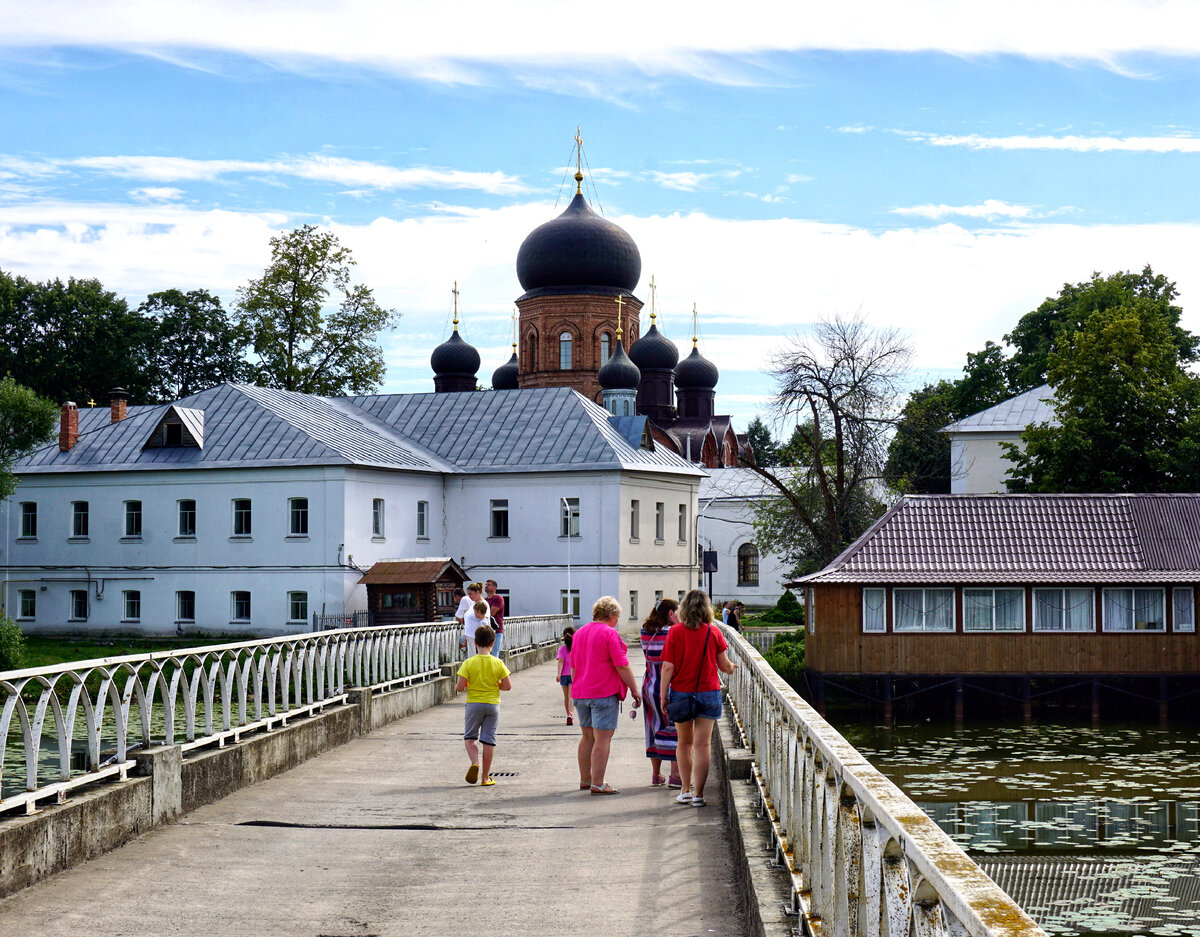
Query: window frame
1032 587 1095 632
600 331 612 364
560 497 580 539
123 589 141 622
629 499 640 541
124 500 143 539
893 587 956 633
18 589 35 620
677 504 687 543
231 590 252 622
176 590 196 623
1174 587 1195 633
416 500 429 539
490 498 510 539
372 498 385 538
70 589 89 621
288 496 309 537
962 587 1025 633
232 498 252 537
558 330 573 369
560 589 580 620
178 499 197 537
19 502 36 538
737 543 760 587
654 501 664 542
288 591 308 622
71 501 89 538
1102 587 1166 632
629 590 638 620
862 587 886 633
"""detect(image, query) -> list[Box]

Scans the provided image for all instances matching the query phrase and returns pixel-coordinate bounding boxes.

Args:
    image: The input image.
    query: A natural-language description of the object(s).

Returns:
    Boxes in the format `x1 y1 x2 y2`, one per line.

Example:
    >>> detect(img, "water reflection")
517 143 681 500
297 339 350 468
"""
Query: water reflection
841 722 1200 936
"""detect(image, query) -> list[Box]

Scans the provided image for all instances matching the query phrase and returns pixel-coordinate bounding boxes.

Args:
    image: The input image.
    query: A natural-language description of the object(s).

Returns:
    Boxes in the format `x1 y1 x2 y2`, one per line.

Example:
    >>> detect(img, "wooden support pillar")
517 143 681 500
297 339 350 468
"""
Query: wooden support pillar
1159 675 1169 728
1022 676 1032 727
1091 677 1100 728
954 677 964 729
882 676 893 729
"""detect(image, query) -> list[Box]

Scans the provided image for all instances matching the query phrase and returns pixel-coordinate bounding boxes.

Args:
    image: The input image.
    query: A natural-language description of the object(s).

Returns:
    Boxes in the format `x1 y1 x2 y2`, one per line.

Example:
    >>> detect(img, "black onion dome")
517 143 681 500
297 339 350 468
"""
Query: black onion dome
674 345 719 389
491 351 519 390
598 341 641 390
516 192 641 293
628 322 679 371
430 329 481 376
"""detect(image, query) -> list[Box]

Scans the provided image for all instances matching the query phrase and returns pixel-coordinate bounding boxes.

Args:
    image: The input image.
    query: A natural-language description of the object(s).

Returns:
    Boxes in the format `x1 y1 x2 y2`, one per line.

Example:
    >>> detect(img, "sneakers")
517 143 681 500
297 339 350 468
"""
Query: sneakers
691 796 706 808
675 791 693 804
465 764 480 784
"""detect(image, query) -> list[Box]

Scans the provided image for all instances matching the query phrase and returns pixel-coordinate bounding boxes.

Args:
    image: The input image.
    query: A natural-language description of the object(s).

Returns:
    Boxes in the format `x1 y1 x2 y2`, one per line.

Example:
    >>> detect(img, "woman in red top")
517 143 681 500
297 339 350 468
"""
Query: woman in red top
659 589 737 808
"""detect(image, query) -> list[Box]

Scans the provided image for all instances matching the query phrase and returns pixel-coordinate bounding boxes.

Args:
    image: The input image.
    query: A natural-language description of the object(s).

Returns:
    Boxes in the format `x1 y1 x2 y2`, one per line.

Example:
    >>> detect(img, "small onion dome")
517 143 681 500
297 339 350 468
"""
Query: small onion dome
628 322 679 371
430 329 481 377
516 192 641 293
674 345 719 390
491 351 520 390
598 341 641 390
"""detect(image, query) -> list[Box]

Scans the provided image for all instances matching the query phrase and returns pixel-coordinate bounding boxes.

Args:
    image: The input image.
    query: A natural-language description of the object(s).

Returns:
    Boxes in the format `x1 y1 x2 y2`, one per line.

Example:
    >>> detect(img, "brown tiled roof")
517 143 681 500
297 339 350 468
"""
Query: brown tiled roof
357 558 467 585
798 494 1200 584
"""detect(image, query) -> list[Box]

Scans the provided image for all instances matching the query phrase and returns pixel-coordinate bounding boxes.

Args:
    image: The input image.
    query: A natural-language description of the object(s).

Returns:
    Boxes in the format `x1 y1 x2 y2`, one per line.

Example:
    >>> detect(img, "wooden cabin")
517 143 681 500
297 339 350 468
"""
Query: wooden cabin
795 494 1200 677
358 558 468 625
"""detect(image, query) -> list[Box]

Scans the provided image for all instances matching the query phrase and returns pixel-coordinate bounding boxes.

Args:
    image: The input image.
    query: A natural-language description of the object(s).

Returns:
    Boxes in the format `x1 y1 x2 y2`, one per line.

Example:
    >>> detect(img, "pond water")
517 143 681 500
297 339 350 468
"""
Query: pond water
840 721 1200 937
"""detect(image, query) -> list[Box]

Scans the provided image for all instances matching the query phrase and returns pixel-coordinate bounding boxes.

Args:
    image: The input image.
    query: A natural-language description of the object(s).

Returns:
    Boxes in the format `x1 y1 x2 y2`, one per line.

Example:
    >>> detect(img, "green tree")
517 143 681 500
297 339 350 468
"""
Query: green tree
883 380 958 494
744 416 778 467
0 376 57 500
141 289 251 400
0 614 25 670
0 270 158 404
747 314 906 576
1004 299 1200 492
236 225 400 395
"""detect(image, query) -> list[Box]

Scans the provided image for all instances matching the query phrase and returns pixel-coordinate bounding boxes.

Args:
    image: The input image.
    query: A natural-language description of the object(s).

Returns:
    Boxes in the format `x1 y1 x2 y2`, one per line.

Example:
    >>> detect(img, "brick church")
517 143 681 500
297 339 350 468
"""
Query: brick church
430 164 744 469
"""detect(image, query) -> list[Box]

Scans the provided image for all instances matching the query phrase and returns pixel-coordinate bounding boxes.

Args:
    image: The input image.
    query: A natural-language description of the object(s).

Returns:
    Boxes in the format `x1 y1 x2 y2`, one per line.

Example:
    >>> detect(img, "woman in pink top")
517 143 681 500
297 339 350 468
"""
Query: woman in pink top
570 596 642 795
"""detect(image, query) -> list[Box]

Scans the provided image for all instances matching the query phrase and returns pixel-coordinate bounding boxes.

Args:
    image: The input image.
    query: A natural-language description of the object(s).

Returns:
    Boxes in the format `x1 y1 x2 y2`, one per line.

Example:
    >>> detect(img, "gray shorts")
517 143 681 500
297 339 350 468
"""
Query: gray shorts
464 702 499 746
574 695 619 731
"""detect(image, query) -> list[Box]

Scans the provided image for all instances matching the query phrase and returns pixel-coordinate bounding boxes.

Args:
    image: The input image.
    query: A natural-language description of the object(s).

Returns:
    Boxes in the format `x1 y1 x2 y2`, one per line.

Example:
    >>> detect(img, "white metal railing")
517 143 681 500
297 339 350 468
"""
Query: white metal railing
742 627 800 654
722 626 1048 937
0 620 461 817
500 614 571 657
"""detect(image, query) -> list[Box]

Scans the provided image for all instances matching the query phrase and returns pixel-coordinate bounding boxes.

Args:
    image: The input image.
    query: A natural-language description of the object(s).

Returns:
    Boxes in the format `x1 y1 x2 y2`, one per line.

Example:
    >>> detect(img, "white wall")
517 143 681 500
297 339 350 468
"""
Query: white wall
949 432 1023 494
697 497 790 607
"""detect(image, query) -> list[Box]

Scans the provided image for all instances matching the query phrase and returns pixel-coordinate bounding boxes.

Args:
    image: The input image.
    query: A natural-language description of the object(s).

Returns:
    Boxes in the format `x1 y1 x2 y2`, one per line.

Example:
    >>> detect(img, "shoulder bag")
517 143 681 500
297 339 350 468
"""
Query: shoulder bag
665 624 711 723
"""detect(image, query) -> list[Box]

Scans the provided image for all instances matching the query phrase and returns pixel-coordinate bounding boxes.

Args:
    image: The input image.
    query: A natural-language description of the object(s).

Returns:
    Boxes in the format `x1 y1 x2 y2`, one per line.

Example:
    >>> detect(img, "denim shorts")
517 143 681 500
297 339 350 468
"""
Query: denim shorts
667 688 722 721
574 695 619 731
559 675 572 687
463 702 499 746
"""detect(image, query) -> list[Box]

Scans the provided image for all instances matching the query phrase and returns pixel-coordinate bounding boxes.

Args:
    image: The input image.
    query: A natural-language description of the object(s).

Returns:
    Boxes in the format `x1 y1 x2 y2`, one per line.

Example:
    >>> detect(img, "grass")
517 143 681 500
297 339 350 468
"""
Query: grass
19 636 205 670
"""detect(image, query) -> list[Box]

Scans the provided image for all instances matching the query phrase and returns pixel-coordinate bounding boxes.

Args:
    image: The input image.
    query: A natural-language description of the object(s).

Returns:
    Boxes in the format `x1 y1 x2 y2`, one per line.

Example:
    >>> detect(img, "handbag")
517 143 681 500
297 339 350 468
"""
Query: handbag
665 625 711 723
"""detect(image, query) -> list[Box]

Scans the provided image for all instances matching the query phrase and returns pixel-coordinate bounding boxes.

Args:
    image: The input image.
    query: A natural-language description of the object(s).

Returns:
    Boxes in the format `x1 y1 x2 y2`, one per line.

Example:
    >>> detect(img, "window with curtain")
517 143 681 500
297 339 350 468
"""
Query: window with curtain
893 588 955 632
1102 588 1165 631
1033 588 1094 631
1174 587 1195 632
863 588 886 632
963 588 1024 631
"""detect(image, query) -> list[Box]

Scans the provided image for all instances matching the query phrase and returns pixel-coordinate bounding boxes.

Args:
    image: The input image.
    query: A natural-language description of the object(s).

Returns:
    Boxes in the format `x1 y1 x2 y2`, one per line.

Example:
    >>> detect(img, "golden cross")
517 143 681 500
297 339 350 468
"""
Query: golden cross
649 275 658 324
86 398 96 408
451 281 460 328
614 294 625 340
692 302 699 347
574 126 584 193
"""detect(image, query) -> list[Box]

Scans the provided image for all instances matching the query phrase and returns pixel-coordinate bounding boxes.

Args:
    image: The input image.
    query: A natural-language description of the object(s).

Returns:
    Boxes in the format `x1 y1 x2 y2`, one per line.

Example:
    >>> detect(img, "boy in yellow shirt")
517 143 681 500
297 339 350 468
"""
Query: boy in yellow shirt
456 624 512 786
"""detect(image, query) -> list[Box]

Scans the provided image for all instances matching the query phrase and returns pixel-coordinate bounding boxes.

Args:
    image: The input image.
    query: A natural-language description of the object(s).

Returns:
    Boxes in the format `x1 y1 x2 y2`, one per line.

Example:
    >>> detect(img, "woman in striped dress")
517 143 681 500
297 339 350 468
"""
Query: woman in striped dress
639 599 681 788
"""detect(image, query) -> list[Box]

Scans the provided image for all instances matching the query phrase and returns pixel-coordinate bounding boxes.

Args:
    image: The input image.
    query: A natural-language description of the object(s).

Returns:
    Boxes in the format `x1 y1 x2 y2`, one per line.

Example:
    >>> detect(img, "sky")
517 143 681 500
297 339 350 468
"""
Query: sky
4 1 1200 432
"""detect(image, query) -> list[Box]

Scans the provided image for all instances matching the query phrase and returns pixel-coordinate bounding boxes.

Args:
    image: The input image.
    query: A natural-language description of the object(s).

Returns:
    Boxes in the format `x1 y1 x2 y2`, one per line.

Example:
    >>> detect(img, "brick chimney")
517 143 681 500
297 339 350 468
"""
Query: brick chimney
109 387 129 423
59 402 79 451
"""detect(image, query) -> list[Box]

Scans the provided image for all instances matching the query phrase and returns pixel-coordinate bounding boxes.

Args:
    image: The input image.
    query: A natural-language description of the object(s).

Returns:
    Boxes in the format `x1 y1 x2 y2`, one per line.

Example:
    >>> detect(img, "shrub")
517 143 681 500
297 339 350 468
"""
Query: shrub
752 590 806 628
764 628 805 688
0 614 25 671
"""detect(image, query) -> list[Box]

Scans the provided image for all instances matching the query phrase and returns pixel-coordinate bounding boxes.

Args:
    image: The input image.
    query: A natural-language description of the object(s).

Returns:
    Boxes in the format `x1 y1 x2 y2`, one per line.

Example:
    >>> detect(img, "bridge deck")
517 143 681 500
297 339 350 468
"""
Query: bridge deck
0 648 748 937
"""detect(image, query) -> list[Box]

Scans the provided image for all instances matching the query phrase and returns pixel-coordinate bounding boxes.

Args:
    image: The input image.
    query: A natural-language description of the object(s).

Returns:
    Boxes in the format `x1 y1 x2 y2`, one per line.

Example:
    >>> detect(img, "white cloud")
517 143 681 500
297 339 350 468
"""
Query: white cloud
785 173 813 184
129 186 184 202
645 169 743 191
6 1 1200 81
901 131 1200 153
892 199 1037 220
836 125 873 134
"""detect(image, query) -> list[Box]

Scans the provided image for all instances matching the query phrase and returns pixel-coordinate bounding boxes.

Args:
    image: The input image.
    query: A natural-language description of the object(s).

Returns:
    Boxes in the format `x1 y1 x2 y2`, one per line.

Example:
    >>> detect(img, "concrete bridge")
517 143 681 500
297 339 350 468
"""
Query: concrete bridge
0 618 1046 937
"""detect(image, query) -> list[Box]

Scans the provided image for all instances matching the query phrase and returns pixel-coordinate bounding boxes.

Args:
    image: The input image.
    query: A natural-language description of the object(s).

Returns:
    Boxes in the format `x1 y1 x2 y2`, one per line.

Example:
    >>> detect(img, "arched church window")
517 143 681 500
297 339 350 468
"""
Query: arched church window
559 331 573 369
600 332 612 364
737 543 760 587
526 334 537 371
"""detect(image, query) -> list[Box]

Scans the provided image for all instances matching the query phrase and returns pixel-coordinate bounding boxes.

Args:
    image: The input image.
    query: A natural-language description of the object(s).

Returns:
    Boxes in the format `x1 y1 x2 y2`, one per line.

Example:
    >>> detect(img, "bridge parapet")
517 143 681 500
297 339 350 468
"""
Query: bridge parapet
0 615 565 818
722 626 1048 937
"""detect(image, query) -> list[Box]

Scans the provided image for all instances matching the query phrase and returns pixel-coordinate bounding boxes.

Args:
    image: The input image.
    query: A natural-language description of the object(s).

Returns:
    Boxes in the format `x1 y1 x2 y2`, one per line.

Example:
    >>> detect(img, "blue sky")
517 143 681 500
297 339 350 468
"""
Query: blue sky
4 2 1200 432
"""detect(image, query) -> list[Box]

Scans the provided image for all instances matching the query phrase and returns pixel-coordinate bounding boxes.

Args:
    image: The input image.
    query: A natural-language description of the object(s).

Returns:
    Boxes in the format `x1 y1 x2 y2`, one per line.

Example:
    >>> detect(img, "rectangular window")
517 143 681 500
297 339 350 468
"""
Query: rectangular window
654 590 664 606
123 590 141 621
1033 588 1094 632
18 589 35 620
560 589 580 620
19 502 36 538
654 502 664 541
416 500 429 538
70 589 89 621
678 590 685 603
372 498 385 537
232 498 252 536
560 497 580 538
1103 588 1165 631
677 504 687 542
863 588 886 633
124 500 142 538
177 591 196 622
629 590 638 620
71 501 89 538
894 588 955 632
178 499 196 537
963 588 1024 632
807 588 815 634
1174 587 1195 633
288 591 308 622
231 591 251 622
630 500 640 540
289 497 308 536
490 499 509 538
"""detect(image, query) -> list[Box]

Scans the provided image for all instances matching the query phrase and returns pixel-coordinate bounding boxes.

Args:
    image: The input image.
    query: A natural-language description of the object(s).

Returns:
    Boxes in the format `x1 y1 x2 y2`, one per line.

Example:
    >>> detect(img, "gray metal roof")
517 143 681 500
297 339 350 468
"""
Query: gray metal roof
942 384 1057 434
17 384 702 479
798 493 1200 584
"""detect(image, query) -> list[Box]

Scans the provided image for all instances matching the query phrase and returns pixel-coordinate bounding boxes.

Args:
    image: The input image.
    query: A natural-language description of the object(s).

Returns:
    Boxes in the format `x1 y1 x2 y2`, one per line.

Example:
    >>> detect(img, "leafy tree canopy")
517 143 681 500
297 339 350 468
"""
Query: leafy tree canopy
141 289 251 400
236 225 400 395
0 376 57 501
744 416 778 467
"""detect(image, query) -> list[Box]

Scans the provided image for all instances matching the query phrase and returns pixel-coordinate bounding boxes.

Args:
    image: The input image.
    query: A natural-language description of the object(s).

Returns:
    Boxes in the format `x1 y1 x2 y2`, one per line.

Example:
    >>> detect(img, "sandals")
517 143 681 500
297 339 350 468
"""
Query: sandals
675 791 693 804
651 774 667 786
579 782 592 790
481 777 496 787
690 796 706 808
590 783 620 795
465 764 480 784
667 777 682 789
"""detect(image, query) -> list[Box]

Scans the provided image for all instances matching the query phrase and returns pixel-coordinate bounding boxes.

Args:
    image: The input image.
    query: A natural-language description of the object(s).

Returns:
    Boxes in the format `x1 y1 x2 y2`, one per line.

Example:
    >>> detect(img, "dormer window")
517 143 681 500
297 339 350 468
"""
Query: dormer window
144 406 204 450
164 422 183 446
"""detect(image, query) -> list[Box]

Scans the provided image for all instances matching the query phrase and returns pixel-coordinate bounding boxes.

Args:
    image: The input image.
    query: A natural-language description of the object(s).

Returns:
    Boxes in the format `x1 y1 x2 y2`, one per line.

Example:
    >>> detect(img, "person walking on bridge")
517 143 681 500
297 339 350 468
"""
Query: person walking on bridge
571 596 642 795
639 599 681 788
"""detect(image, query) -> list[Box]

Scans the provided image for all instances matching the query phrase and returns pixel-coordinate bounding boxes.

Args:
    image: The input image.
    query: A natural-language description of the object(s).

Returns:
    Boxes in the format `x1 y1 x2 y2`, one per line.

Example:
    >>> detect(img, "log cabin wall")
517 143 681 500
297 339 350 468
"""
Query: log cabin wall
806 582 1200 675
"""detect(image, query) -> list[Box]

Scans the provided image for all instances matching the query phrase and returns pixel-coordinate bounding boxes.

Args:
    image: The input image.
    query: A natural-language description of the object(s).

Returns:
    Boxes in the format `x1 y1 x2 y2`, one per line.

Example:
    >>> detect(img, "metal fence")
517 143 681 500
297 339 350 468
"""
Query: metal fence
312 610 371 631
742 627 799 654
722 626 1047 937
0 620 461 817
500 614 570 658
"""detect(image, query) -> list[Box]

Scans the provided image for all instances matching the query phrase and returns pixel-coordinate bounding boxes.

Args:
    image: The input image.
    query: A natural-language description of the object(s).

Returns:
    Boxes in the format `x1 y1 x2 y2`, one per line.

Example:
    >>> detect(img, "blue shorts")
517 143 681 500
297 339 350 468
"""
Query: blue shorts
559 675 572 687
574 695 619 731
667 688 722 721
